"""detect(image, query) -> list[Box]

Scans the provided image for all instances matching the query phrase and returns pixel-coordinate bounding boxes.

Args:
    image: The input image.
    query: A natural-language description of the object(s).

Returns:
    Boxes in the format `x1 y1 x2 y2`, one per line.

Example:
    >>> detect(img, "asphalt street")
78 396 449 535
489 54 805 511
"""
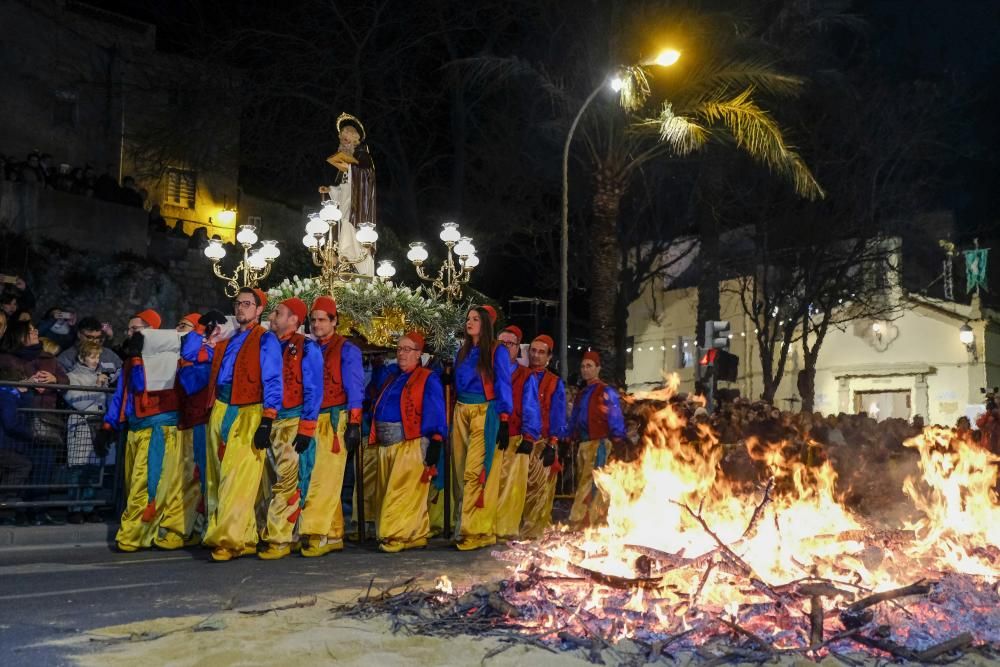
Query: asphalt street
0 531 506 666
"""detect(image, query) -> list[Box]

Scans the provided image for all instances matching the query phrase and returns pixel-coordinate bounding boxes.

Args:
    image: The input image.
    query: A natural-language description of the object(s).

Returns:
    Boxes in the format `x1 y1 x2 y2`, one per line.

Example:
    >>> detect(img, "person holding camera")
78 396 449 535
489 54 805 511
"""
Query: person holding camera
57 316 121 376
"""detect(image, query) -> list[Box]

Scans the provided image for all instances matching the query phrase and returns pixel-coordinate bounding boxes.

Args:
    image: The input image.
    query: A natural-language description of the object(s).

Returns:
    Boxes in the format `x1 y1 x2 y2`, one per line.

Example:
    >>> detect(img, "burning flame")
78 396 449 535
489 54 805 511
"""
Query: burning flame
501 375 1000 654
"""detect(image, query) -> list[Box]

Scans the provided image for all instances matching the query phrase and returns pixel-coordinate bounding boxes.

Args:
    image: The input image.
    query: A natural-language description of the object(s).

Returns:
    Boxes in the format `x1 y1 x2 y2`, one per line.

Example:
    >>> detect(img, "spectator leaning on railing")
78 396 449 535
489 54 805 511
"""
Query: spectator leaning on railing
64 339 112 524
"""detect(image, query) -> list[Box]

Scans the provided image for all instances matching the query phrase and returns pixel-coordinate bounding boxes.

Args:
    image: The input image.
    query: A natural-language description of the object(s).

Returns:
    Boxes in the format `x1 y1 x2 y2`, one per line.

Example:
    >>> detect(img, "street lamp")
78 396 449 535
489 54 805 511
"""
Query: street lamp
407 222 478 303
960 322 978 361
303 200 378 291
559 49 680 379
203 224 281 297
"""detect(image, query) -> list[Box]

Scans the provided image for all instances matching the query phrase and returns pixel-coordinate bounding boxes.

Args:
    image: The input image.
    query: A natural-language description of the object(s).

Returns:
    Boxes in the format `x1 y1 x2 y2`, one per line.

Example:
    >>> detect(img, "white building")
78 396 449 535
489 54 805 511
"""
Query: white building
626 275 1000 426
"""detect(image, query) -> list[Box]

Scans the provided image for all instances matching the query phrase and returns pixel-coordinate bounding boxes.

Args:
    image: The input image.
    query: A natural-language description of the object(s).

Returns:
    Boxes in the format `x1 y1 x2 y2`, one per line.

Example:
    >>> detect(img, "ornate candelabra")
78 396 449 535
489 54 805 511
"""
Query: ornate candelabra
406 222 479 303
203 224 280 297
302 199 379 291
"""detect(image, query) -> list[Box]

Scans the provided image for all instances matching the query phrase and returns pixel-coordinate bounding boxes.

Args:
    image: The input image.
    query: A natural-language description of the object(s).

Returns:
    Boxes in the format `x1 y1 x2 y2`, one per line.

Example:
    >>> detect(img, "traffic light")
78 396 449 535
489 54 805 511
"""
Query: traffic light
700 320 737 414
705 320 731 350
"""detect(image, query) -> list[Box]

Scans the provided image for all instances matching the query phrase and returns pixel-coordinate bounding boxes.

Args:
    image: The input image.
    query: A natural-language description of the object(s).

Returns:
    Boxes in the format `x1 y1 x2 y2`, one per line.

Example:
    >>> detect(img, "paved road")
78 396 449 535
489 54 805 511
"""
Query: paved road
0 536 506 666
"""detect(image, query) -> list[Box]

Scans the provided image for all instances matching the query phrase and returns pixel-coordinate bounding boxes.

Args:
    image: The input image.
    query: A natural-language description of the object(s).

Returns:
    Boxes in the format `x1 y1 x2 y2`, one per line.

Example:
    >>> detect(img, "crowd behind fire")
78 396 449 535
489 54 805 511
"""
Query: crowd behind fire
1 274 997 553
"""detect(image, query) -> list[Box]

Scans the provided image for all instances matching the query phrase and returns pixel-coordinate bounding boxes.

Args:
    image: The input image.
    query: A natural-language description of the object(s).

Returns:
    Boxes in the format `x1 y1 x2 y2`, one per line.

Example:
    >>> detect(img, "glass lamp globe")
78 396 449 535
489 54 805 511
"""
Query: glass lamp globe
302 234 320 249
406 241 429 264
454 236 475 257
203 239 226 260
247 252 267 270
259 240 280 260
440 222 461 244
376 259 396 279
959 323 975 346
356 222 379 245
319 201 342 223
305 212 330 237
236 224 258 246
462 254 480 269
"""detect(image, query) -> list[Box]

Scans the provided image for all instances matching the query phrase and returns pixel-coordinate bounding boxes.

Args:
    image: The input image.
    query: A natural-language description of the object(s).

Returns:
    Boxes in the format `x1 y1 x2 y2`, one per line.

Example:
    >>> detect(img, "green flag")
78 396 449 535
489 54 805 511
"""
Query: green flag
964 248 989 293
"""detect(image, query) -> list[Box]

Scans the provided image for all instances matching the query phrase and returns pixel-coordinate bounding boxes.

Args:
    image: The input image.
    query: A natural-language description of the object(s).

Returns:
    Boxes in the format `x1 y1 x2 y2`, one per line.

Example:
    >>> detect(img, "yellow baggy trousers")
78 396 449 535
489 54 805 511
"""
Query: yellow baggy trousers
117 423 184 549
520 439 559 539
203 400 264 552
495 436 530 540
263 416 300 547
375 437 430 552
451 402 501 550
299 408 348 547
568 438 608 527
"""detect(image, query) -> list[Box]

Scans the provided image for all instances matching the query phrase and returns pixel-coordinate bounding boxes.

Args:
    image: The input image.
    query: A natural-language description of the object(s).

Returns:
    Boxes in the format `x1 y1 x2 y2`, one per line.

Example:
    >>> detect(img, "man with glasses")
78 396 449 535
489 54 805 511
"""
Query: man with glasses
97 308 187 552
258 297 322 560
57 316 122 376
494 325 541 541
297 296 363 557
520 334 567 539
368 332 446 552
199 288 283 562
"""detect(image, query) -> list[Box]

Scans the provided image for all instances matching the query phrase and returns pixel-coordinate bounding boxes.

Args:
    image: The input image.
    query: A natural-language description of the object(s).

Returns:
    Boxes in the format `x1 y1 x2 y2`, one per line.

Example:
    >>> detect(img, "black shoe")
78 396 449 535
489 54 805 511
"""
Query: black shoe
68 512 85 524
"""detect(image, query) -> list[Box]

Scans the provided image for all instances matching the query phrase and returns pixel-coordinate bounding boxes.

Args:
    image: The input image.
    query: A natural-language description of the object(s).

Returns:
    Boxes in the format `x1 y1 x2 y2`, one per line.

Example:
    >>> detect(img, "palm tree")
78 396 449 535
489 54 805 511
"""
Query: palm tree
462 3 824 382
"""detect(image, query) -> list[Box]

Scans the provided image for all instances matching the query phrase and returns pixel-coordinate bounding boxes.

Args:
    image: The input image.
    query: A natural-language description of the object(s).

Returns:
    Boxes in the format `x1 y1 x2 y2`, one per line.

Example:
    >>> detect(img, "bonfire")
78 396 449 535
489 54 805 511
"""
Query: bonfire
339 376 1000 664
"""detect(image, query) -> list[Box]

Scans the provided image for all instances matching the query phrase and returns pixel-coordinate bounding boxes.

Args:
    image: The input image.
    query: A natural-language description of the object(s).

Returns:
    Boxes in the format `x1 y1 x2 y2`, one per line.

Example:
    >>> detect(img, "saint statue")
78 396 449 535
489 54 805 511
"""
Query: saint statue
319 112 376 276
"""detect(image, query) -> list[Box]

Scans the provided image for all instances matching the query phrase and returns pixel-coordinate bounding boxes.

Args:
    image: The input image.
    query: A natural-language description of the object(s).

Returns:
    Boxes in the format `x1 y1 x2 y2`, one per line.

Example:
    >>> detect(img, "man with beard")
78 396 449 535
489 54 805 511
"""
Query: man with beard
199 288 282 562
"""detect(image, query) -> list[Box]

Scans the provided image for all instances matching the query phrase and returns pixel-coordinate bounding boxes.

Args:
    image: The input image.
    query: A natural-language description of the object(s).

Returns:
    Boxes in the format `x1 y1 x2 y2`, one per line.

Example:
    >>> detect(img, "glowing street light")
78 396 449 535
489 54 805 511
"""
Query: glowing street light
560 48 680 379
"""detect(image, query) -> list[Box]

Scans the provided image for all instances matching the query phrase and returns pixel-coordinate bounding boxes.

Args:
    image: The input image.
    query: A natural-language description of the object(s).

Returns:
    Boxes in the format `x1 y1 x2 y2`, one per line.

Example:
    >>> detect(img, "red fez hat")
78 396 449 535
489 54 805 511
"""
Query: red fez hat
501 325 523 342
533 334 555 352
402 330 425 351
311 295 338 318
280 297 307 324
582 350 601 366
135 308 161 330
252 288 268 309
180 312 204 334
480 304 497 324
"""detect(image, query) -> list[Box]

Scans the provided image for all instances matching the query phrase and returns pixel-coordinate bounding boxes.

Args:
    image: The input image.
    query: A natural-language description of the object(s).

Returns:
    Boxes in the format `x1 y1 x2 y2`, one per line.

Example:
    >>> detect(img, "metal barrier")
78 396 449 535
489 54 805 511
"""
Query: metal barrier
0 380 120 519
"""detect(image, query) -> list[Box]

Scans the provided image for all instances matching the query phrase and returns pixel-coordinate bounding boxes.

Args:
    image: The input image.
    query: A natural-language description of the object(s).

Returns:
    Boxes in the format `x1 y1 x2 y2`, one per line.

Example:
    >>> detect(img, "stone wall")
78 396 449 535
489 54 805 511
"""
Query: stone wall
0 181 148 255
2 228 229 331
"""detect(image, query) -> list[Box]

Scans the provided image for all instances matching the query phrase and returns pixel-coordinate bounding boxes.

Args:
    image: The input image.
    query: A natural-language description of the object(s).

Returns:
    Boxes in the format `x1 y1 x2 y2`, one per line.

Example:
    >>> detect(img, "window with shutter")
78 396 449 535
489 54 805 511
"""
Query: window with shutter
164 168 196 209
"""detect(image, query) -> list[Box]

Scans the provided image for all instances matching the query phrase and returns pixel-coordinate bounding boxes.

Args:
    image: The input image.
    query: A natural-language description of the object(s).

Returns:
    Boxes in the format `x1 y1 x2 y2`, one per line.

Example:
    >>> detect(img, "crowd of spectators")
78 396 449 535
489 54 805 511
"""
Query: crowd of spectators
0 275 120 526
0 150 147 208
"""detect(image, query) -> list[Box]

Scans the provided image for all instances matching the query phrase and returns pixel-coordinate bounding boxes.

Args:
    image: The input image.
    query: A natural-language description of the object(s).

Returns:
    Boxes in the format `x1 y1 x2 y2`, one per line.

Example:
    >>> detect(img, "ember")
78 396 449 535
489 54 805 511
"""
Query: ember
343 379 1000 663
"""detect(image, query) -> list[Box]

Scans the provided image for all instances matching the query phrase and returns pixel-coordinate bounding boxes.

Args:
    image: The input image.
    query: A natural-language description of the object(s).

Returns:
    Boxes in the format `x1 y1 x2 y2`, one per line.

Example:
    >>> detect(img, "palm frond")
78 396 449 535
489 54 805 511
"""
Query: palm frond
686 58 804 101
697 88 824 200
633 102 709 155
618 66 651 112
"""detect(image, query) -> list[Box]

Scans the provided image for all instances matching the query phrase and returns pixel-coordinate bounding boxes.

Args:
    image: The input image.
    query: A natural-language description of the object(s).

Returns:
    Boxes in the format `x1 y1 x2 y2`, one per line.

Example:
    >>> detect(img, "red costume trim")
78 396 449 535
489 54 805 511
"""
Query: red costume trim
208 324 266 406
585 380 611 440
369 367 432 444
